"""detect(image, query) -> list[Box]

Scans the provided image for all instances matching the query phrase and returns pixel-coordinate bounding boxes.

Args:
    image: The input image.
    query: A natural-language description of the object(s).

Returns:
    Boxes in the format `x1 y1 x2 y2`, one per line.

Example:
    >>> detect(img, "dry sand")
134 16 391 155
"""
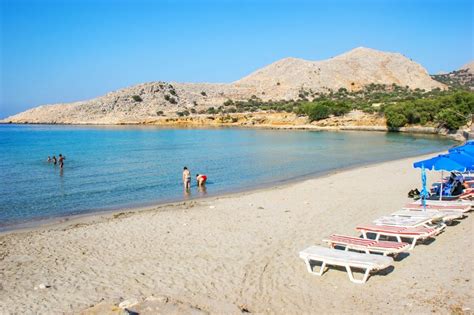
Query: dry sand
0 153 473 314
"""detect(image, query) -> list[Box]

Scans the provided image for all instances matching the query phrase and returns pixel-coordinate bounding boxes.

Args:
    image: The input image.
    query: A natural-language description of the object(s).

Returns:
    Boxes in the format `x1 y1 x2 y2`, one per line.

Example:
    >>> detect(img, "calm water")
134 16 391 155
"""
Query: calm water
0 124 455 229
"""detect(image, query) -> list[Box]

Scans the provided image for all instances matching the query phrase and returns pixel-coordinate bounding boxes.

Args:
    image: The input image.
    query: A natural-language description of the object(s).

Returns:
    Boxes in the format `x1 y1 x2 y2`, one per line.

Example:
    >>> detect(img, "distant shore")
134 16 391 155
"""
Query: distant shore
0 115 468 141
1 151 472 314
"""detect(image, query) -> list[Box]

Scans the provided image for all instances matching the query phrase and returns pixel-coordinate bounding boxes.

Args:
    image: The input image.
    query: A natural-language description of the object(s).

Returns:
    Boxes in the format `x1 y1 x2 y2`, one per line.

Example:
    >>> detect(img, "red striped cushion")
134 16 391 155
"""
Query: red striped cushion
330 234 409 250
329 234 376 246
371 240 409 249
356 224 434 235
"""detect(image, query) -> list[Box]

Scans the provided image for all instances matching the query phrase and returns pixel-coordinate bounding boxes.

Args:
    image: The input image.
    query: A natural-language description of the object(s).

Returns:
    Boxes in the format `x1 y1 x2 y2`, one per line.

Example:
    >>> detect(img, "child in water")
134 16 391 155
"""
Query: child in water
196 174 207 187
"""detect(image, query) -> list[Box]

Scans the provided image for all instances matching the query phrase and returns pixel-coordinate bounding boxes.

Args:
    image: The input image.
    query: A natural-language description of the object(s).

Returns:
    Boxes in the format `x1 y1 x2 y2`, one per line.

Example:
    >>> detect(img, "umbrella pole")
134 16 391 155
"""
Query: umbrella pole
439 170 443 201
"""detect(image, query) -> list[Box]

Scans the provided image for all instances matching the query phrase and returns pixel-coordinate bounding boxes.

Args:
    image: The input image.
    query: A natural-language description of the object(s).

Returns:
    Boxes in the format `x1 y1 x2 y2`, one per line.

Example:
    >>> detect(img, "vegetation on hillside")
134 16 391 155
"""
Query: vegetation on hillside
431 69 473 91
212 84 473 130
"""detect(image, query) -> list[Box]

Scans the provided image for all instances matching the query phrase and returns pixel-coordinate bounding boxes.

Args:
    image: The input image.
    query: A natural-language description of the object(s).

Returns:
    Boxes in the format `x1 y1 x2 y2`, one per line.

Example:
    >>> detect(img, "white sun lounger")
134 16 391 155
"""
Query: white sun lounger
404 202 471 213
424 199 474 209
374 215 446 235
356 224 437 249
323 234 410 256
373 215 434 227
299 245 393 284
392 209 465 224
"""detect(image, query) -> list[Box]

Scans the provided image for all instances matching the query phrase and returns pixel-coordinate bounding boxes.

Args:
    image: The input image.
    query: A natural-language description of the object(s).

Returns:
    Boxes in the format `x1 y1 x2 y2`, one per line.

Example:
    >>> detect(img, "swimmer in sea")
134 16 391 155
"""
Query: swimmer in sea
183 166 191 190
58 154 66 169
52 155 57 165
196 174 207 187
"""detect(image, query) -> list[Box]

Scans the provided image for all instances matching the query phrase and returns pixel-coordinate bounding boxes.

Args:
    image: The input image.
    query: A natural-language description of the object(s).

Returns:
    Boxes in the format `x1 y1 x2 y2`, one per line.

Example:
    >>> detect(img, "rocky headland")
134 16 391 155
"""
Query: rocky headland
2 47 472 138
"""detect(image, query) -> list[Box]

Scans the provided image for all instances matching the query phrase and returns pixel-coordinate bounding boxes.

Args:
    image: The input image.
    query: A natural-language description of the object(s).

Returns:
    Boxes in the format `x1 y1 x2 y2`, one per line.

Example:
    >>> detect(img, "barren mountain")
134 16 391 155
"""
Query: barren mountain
235 47 445 98
3 47 446 124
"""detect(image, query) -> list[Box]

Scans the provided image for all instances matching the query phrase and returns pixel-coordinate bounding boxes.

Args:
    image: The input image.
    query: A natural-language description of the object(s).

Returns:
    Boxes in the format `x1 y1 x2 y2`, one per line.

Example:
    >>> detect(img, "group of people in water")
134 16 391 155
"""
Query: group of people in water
182 166 207 190
47 154 66 168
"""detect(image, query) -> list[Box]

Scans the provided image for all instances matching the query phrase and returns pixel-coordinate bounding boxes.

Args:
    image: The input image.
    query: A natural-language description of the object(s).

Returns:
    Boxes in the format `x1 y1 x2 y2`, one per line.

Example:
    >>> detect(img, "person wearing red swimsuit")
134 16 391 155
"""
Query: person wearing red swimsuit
196 174 207 187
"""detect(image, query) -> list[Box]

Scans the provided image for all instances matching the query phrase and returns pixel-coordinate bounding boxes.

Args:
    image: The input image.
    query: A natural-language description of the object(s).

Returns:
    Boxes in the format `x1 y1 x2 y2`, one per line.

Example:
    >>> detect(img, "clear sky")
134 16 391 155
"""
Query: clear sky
0 0 473 118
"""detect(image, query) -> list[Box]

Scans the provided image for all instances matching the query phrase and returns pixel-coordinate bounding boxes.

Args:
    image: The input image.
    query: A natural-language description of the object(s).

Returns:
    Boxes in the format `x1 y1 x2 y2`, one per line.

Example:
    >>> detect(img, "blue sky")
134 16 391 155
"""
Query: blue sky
0 0 472 118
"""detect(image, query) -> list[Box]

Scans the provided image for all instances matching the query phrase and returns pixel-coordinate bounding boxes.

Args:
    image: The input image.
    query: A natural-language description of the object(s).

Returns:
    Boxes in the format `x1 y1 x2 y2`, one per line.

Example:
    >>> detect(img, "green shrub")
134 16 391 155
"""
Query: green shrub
201 91 207 96
303 103 330 121
169 97 177 104
156 110 164 116
176 110 190 117
207 107 216 114
132 95 143 102
436 108 469 130
385 110 408 128
330 101 351 116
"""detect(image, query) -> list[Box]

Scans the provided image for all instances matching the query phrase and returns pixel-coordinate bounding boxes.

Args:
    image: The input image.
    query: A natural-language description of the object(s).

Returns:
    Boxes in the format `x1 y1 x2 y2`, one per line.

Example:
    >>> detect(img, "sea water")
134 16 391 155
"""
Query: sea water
0 124 455 230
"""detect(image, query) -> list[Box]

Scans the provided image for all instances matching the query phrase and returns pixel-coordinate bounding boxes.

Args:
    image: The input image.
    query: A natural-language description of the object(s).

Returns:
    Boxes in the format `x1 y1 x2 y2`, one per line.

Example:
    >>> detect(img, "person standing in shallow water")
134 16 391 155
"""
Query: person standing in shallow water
182 166 191 190
58 154 66 169
52 155 57 165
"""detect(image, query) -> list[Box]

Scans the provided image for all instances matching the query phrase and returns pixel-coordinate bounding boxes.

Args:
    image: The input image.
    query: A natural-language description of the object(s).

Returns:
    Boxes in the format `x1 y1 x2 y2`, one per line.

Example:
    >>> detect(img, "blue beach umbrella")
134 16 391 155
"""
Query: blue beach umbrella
414 155 467 201
443 151 474 171
413 155 467 171
452 149 474 158
450 143 474 154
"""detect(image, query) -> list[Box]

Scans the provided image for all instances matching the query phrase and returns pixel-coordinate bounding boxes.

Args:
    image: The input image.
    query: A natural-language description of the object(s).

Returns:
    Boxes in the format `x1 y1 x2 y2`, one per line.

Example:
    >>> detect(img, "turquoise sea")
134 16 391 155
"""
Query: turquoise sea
0 124 455 230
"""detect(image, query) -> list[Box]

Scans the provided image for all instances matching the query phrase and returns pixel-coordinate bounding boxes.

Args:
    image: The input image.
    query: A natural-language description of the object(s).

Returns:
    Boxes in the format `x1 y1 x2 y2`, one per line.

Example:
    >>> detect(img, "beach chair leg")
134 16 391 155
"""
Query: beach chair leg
305 259 327 276
374 233 380 241
345 265 370 284
409 237 417 249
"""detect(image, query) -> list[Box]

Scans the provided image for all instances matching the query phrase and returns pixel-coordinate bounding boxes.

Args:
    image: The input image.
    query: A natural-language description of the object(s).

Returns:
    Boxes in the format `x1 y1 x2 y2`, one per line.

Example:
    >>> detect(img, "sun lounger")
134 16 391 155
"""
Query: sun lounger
403 202 471 213
356 224 437 249
392 209 465 223
323 234 410 256
373 215 436 227
416 199 473 210
299 245 393 284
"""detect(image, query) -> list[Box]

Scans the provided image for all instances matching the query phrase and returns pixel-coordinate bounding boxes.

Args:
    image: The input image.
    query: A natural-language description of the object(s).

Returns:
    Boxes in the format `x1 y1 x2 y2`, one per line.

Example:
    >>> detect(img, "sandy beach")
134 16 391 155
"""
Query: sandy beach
0 153 473 314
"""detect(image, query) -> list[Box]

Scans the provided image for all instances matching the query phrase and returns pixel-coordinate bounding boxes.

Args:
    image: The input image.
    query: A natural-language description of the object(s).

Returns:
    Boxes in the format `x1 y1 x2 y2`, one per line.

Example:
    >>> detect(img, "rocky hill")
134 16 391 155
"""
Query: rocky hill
460 61 474 73
431 60 474 90
2 47 446 124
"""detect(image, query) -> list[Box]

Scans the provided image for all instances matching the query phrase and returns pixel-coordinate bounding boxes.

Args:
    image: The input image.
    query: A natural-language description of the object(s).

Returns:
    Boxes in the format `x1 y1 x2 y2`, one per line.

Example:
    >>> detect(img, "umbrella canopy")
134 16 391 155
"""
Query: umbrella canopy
413 155 467 171
452 148 474 158
450 143 474 154
441 151 474 170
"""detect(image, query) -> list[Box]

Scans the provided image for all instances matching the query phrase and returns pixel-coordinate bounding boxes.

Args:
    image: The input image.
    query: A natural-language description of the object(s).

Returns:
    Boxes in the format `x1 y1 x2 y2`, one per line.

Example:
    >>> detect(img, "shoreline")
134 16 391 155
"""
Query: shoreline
0 121 468 141
1 150 472 314
0 148 452 235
